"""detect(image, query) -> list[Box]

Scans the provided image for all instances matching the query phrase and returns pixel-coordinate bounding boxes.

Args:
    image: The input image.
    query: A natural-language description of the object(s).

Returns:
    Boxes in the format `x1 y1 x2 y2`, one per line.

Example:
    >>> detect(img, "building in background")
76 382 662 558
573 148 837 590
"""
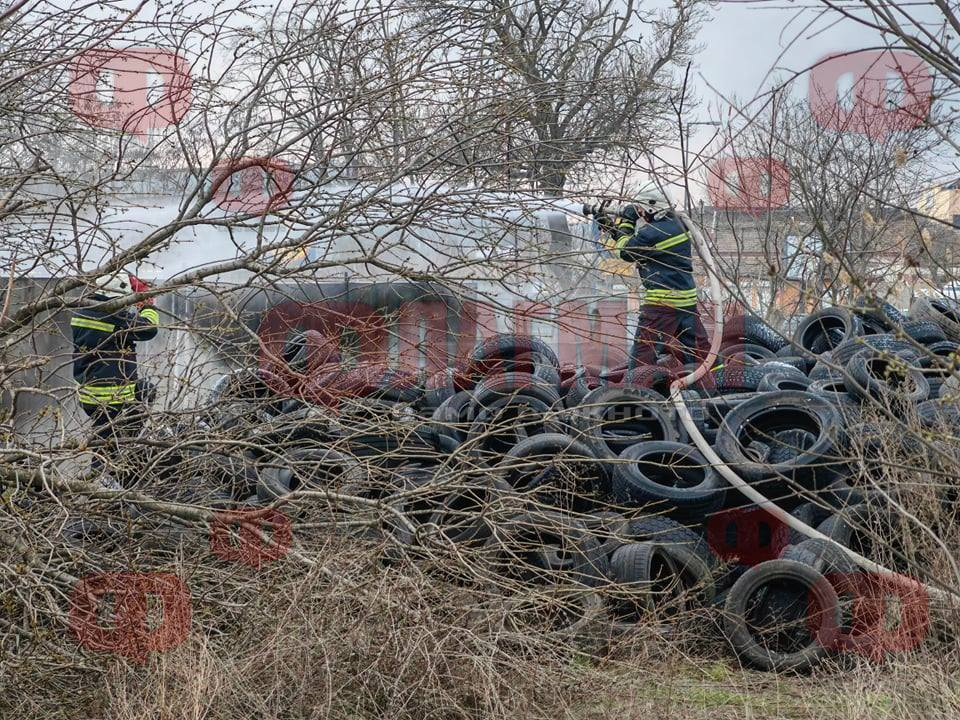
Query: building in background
919 179 960 228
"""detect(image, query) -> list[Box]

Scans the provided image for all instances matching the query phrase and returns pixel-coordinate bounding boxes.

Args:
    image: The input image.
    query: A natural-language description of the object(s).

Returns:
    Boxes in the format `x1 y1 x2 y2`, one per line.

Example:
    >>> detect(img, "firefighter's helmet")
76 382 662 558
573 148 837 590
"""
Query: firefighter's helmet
633 190 671 219
94 272 131 296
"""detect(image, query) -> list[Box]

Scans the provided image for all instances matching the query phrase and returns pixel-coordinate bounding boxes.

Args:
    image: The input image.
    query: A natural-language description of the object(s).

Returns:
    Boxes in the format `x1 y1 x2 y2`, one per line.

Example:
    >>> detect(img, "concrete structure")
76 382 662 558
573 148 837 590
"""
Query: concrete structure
8 165 958 448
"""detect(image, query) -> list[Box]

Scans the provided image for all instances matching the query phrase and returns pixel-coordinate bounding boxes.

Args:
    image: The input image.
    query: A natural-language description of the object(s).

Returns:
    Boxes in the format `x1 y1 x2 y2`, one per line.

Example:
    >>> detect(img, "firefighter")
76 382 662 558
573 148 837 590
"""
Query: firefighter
71 272 159 486
592 192 708 368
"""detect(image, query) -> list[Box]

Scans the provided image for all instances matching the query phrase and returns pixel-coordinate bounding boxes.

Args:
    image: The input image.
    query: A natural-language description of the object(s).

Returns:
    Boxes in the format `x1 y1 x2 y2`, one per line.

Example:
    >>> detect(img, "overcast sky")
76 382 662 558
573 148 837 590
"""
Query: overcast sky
657 0 955 199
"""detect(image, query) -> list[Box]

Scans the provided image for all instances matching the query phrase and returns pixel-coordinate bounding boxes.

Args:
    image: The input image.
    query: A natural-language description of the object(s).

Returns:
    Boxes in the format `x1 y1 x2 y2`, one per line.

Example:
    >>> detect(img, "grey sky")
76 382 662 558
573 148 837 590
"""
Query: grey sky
670 0 956 199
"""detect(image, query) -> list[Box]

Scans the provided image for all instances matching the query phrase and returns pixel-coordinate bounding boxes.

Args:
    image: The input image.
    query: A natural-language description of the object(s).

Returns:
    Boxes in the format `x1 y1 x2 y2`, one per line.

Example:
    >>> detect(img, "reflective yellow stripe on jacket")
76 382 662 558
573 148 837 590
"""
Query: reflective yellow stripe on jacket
654 232 690 252
608 219 636 260
78 383 137 405
611 234 632 260
140 307 160 325
643 288 698 308
70 317 115 333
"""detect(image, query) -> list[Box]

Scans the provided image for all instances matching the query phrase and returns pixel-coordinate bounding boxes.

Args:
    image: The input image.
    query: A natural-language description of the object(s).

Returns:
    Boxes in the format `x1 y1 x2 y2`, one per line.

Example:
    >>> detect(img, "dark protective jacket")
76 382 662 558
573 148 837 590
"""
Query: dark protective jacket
71 295 159 405
609 207 697 308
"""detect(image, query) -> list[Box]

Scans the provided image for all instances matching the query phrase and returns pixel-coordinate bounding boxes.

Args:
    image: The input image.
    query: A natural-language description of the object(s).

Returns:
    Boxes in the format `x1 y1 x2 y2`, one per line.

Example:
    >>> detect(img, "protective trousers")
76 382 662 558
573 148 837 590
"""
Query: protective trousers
82 402 144 485
628 304 709 368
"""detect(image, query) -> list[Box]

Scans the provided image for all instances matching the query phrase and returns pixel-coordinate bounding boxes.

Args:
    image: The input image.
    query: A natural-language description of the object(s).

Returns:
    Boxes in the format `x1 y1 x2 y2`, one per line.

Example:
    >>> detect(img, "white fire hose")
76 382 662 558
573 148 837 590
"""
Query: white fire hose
671 213 958 606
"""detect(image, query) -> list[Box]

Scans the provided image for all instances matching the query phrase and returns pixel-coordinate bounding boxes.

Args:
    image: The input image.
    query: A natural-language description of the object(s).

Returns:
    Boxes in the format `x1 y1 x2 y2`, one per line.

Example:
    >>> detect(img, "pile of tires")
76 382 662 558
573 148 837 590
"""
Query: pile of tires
198 295 955 671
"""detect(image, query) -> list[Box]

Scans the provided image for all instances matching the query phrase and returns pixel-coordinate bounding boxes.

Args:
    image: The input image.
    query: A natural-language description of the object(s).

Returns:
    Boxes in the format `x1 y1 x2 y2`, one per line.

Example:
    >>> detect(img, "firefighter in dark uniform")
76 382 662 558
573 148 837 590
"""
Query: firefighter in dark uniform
71 272 159 486
596 192 708 368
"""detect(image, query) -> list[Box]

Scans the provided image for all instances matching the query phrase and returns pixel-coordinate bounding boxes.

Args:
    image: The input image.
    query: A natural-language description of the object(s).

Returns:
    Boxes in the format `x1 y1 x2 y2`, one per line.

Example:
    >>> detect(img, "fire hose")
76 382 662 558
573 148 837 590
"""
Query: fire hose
673 211 960 606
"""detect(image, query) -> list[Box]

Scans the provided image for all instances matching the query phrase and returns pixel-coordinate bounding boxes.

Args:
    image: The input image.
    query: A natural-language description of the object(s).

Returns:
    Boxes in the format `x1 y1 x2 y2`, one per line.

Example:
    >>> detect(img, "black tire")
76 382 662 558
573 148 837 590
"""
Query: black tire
773 354 815 373
775 343 804 357
859 316 889 336
701 392 757 428
572 386 682 460
844 351 929 405
761 359 809 375
420 368 458 411
901 320 947 345
816 504 912 573
830 334 921 367
709 365 772 394
917 340 960 366
625 516 718 604
247 405 338 448
426 477 513 547
62 516 124 549
482 511 610 587
915 342 959 400
277 397 306 414
563 374 604 408
607 543 684 622
609 542 676 586
613 441 725 520
715 391 845 487
431 390 476 444
582 511 629 560
722 559 840 671
807 359 840 382
499 589 607 642
472 372 561 409
910 296 960 342
383 469 451 548
758 372 812 393
209 367 274 404
256 446 365 502
853 295 908 331
780 538 857 576
466 395 563 459
722 314 788 352
787 502 836 546
372 368 424 403
621 365 676 396
807 378 861 417
793 308 863 355
207 446 271 500
468 334 561 375
495 433 608 513
624 514 716 569
720 343 777 365
346 426 443 470
821 480 867 509
917 398 960 428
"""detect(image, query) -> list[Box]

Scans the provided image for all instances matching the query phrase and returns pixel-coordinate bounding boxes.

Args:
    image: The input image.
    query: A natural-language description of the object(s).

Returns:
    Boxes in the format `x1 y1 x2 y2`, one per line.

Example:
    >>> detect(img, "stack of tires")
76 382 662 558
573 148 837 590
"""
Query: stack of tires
195 294 956 671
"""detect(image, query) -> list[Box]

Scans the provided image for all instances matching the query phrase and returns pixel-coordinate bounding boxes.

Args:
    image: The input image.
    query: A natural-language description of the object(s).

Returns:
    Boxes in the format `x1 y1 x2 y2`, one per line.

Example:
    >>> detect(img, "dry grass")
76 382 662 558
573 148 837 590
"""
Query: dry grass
5 368 960 720
1 516 958 720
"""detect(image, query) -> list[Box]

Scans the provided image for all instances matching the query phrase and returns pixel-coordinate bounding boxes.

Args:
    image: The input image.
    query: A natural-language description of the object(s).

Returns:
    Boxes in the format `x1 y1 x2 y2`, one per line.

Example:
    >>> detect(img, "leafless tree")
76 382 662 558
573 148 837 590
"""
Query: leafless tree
3 0 960 715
